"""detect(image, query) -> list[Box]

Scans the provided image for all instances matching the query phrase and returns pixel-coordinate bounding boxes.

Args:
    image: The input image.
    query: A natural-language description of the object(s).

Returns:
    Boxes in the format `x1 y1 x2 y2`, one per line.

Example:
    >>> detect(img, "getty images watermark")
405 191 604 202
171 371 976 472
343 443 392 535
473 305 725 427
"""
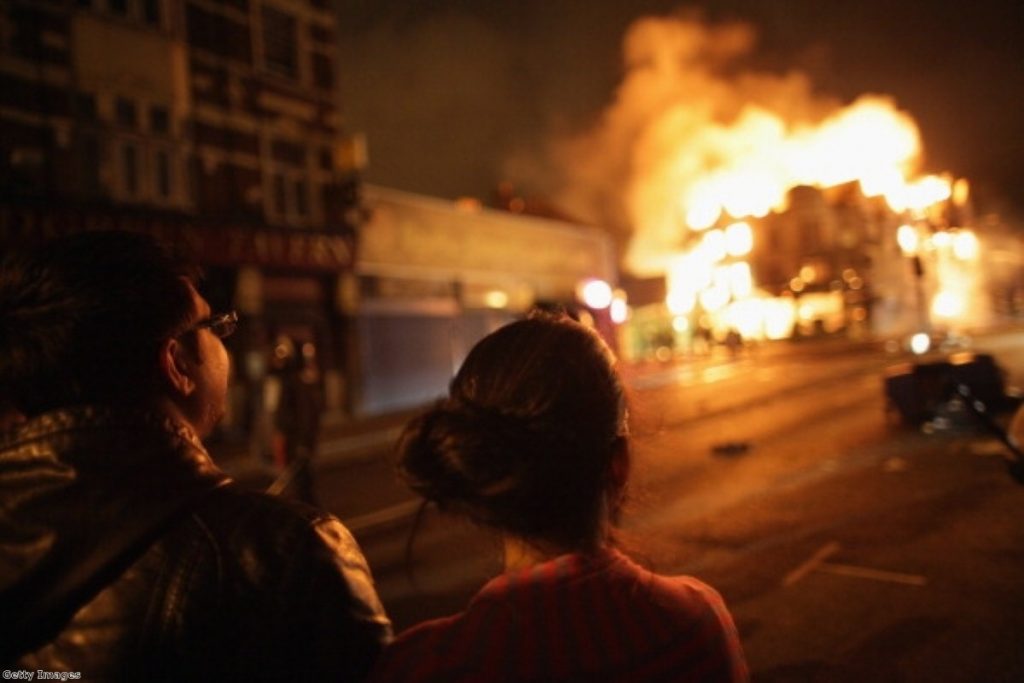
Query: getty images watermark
3 672 81 681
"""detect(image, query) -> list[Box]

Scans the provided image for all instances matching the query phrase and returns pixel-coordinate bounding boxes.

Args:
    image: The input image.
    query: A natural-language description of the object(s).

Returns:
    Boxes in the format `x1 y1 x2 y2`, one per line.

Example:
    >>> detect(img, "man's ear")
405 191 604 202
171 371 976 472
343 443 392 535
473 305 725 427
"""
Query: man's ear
160 337 196 397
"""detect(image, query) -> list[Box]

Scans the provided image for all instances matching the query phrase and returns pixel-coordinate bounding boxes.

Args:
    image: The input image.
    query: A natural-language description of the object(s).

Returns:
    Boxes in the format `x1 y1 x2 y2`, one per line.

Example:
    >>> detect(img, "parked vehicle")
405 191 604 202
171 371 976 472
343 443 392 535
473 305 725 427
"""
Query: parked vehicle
883 351 1010 426
884 351 1023 484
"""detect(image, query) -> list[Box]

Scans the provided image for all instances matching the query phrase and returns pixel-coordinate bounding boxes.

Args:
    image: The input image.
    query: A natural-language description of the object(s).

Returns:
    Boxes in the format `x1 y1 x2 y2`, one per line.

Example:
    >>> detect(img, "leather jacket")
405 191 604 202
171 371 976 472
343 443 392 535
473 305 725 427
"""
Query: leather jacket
0 407 392 680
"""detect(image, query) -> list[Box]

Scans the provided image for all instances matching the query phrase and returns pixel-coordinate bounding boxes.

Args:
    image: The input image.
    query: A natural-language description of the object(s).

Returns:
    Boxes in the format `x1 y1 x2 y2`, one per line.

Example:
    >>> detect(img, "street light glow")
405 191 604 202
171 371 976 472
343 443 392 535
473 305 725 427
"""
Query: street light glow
610 298 629 324
952 230 979 260
578 279 613 309
910 332 931 355
897 224 919 255
484 290 509 309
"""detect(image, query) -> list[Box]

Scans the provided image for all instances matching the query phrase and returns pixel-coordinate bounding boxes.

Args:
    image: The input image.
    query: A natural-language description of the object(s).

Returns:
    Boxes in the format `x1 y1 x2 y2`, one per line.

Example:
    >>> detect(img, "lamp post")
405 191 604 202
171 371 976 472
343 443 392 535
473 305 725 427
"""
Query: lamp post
896 223 930 335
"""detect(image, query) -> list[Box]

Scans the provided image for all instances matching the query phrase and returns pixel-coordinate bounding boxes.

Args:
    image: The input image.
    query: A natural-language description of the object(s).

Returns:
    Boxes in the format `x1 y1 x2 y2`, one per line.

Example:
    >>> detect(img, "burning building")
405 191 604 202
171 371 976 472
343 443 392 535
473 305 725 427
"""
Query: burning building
533 14 1008 357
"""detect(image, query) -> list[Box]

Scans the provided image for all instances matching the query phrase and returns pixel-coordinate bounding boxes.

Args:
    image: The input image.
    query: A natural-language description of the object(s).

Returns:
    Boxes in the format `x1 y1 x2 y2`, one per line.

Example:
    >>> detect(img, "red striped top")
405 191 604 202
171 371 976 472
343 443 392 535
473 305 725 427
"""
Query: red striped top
368 548 748 682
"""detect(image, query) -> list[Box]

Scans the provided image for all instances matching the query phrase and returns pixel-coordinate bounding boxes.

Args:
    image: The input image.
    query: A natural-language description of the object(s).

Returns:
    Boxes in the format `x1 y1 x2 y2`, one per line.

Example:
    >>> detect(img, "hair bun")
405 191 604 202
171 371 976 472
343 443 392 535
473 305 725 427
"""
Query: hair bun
397 401 531 511
395 315 628 547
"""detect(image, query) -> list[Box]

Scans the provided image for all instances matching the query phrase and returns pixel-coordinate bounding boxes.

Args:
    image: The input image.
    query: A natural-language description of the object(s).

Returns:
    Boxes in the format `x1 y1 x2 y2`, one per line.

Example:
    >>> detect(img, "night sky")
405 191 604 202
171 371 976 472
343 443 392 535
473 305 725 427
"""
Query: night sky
336 1 1024 220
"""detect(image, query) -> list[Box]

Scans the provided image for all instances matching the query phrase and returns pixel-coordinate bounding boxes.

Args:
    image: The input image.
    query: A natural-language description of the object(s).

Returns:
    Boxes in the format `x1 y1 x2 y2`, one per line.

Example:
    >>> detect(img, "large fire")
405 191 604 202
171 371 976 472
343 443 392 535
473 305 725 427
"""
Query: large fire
544 14 987 346
609 16 953 275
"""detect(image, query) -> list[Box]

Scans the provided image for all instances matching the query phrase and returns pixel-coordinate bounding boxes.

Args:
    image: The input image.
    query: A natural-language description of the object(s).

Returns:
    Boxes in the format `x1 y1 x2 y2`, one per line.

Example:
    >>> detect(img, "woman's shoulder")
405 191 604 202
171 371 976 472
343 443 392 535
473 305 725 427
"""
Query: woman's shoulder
609 551 731 616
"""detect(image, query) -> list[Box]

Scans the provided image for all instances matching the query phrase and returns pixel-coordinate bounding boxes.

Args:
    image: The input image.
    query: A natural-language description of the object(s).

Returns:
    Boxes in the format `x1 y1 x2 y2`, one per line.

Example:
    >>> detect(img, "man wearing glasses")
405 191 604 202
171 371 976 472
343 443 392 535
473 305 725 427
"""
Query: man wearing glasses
0 230 391 679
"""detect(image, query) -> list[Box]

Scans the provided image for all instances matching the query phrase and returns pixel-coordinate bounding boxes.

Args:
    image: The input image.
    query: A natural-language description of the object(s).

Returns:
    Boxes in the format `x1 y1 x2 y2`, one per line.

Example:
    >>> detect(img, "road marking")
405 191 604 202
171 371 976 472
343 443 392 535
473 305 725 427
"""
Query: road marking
701 365 738 382
818 562 928 586
783 541 841 586
782 541 928 588
320 426 404 460
627 360 743 390
346 499 422 533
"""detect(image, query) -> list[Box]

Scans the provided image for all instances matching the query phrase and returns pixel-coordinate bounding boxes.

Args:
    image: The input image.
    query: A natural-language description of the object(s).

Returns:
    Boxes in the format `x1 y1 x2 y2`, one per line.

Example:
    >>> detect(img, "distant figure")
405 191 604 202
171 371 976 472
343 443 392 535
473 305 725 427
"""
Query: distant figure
694 323 714 355
724 328 744 358
271 336 324 505
370 312 748 682
0 231 391 679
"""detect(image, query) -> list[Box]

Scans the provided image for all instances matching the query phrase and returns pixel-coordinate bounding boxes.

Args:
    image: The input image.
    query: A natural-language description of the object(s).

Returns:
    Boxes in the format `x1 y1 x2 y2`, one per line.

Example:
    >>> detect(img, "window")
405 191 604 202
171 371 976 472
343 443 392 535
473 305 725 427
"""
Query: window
261 5 298 79
271 139 305 167
150 105 169 134
312 52 333 90
75 93 96 120
142 0 161 25
186 4 252 64
77 133 102 197
273 174 287 215
294 179 307 216
116 97 137 128
121 142 138 196
155 149 171 198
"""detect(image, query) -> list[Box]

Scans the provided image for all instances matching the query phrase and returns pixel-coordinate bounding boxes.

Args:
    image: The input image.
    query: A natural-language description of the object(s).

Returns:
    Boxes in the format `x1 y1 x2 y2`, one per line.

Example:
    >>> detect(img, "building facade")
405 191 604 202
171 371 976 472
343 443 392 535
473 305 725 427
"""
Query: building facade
353 185 617 414
0 0 359 450
0 0 621 438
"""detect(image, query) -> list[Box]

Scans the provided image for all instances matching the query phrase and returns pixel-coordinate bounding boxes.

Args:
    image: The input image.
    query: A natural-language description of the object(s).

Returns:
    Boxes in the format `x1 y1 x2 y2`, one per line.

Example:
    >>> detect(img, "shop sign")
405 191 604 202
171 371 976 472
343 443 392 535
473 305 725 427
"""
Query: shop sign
0 203 353 271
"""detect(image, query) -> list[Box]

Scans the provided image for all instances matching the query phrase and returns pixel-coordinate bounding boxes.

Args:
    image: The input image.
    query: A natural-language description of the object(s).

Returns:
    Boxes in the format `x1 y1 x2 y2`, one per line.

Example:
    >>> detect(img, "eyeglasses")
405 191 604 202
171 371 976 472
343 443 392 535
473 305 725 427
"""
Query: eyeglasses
187 310 238 339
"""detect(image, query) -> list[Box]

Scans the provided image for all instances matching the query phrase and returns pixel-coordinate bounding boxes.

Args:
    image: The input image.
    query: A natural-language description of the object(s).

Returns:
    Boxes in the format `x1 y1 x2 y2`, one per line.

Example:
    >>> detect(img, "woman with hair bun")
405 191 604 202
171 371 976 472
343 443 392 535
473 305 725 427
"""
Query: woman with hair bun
370 312 748 682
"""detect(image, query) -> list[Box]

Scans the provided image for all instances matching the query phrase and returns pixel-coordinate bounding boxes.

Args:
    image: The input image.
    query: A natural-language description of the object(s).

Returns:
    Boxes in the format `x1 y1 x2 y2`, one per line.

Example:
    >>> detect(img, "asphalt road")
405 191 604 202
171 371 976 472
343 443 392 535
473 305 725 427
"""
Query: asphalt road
296 331 1024 680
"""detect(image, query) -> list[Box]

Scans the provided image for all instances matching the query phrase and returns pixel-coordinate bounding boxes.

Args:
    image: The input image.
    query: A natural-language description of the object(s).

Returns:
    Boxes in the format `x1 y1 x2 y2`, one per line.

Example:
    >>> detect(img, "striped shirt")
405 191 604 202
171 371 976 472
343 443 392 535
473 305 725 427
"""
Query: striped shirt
369 548 748 682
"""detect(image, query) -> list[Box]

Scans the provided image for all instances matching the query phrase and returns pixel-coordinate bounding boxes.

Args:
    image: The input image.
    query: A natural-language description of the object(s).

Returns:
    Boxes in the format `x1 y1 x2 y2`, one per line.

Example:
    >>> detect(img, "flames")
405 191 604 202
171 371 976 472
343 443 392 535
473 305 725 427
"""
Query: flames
653 95 929 240
549 15 956 278
531 13 994 346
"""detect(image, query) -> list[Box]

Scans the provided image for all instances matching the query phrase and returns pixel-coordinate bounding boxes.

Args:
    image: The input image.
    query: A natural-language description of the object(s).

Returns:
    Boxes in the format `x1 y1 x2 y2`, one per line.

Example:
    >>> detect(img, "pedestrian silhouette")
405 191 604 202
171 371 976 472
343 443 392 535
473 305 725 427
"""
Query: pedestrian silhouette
269 336 324 506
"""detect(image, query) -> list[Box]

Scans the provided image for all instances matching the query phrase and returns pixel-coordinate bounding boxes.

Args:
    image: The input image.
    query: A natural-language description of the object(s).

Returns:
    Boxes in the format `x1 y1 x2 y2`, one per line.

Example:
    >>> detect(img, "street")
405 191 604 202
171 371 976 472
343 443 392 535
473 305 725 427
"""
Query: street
268 331 1024 681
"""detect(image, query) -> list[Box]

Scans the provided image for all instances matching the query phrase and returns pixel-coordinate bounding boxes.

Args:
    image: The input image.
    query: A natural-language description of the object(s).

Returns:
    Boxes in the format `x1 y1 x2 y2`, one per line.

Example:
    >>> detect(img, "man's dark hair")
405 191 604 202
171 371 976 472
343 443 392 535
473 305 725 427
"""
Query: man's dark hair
0 230 200 416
